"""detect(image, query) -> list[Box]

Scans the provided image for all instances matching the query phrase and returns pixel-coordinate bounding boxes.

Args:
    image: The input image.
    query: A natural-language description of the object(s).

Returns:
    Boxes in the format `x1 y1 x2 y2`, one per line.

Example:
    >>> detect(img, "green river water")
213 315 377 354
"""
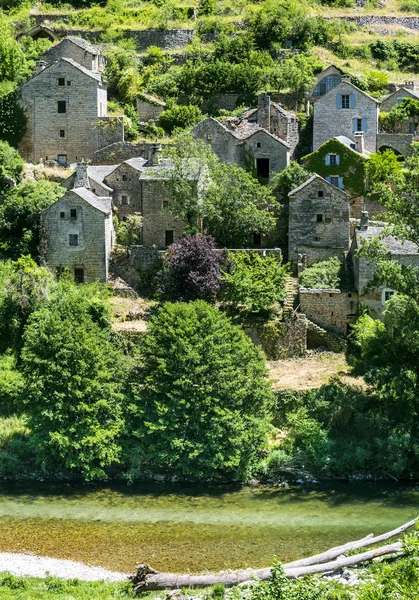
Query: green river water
0 482 418 573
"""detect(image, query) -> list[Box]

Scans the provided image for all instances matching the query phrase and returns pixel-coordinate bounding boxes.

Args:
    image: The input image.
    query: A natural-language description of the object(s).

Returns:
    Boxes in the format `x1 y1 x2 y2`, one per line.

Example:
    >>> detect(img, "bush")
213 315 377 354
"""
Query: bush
299 257 342 289
221 251 288 314
0 353 24 414
0 91 27 147
159 235 227 302
159 104 204 134
127 300 273 481
0 140 24 194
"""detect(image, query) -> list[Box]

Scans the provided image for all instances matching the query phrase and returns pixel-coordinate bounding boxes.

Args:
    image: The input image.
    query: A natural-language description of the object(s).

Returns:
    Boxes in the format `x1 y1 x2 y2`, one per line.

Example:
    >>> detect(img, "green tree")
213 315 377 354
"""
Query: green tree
366 149 404 191
104 47 141 103
270 161 312 202
0 180 63 260
0 91 27 147
299 257 343 289
0 140 24 194
221 251 288 313
128 301 273 481
21 280 126 480
159 104 203 135
116 213 143 254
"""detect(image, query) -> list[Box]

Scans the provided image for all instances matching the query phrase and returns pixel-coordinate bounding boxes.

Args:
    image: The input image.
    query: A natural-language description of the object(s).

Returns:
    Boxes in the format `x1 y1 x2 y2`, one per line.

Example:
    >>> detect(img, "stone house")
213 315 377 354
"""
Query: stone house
40 37 105 72
136 93 167 123
313 76 380 154
41 187 114 283
299 288 358 335
288 174 351 269
18 57 123 165
301 135 369 198
192 116 289 180
351 211 419 318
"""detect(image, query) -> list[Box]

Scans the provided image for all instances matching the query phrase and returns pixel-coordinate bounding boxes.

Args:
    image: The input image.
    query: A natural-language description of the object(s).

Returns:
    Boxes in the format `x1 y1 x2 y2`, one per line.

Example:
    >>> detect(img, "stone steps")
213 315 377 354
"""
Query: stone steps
283 276 299 312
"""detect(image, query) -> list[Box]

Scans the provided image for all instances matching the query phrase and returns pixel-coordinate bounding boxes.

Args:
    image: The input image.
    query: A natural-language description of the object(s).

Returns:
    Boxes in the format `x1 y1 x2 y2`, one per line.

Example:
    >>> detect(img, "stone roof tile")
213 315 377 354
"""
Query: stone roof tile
358 225 419 255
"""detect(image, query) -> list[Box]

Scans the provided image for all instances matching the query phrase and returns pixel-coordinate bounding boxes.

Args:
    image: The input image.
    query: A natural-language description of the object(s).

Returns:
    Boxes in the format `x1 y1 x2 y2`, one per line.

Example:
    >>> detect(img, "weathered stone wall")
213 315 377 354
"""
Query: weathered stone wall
92 141 160 165
306 319 346 352
245 312 307 359
19 60 122 164
313 82 378 153
200 94 241 113
299 288 358 335
137 98 165 122
140 179 185 247
376 133 414 157
244 130 289 177
41 191 112 282
193 118 240 165
288 177 350 268
380 88 417 113
105 162 143 223
41 38 99 71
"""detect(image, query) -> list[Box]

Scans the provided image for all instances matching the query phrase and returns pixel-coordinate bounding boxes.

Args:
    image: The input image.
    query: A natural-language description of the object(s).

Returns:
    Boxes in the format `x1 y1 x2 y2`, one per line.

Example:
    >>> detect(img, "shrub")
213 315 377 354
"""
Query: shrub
221 251 288 314
299 257 342 289
0 140 24 194
0 91 27 147
159 235 226 302
0 353 24 414
159 104 203 134
127 300 273 481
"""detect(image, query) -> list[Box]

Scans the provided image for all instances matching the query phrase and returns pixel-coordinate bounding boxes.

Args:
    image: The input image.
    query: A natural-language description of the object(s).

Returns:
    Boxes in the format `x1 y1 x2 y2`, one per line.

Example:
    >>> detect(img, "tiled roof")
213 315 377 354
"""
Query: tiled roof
71 188 112 214
289 173 351 197
357 225 419 255
61 57 102 81
123 157 148 171
66 37 100 55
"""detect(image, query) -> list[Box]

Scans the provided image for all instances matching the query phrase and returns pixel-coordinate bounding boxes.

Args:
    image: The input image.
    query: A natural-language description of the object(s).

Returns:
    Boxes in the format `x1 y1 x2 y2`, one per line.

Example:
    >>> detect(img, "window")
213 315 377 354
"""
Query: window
67 81 71 86
313 74 342 97
330 176 339 187
206 134 212 141
318 190 324 198
325 216 331 223
70 208 77 219
382 289 395 305
69 234 79 247
329 154 337 165
162 200 169 209
316 214 323 222
58 77 65 86
315 236 320 241
397 97 404 104
253 232 261 246
356 118 363 132
57 154 67 166
60 211 65 219
122 175 127 182
57 101 66 114
256 158 270 179
256 142 262 148
59 129 65 138
121 195 128 205
165 230 174 246
341 94 350 109
74 268 84 284
410 122 416 134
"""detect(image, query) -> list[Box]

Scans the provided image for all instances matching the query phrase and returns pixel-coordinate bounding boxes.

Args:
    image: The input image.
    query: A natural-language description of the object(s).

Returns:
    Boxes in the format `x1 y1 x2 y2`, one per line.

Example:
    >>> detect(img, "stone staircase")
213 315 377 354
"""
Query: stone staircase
283 277 299 314
306 317 346 353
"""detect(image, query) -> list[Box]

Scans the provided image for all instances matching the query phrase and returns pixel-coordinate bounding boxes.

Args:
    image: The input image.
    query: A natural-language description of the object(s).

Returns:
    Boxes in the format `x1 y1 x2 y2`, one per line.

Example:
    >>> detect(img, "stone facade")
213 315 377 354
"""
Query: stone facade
192 117 289 180
41 188 113 282
299 288 358 335
376 133 414 157
311 65 344 99
18 58 123 165
92 141 161 165
288 174 351 269
40 37 104 72
313 78 379 153
351 212 419 318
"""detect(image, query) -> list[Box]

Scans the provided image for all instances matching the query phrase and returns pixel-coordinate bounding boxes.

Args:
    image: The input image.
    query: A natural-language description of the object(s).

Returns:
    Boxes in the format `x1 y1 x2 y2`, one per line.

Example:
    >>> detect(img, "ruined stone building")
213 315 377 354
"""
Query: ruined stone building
351 212 419 318
18 38 123 165
313 76 380 154
288 174 351 269
136 93 167 123
41 187 114 283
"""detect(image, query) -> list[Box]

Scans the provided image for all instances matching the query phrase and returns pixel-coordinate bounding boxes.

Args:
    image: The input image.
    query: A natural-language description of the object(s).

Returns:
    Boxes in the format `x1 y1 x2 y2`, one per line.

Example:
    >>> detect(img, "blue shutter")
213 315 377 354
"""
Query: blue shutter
325 154 330 165
325 176 331 183
338 177 344 189
362 117 368 132
350 93 356 109
336 94 341 109
336 154 340 165
352 118 357 132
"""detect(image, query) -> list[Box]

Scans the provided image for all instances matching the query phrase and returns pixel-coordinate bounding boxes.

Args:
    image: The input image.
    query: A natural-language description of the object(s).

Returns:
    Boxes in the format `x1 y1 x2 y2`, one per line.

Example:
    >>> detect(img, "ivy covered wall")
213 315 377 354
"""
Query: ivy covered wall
300 139 367 197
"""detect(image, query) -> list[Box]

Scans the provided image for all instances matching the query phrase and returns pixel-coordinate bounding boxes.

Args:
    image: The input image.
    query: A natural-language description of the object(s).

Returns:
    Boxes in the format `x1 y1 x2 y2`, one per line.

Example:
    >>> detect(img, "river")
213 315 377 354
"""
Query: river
0 482 417 573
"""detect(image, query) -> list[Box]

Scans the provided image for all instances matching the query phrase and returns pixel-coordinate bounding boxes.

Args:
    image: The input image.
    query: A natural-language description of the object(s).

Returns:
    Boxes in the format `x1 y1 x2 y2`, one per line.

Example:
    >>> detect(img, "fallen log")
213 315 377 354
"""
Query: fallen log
130 517 417 592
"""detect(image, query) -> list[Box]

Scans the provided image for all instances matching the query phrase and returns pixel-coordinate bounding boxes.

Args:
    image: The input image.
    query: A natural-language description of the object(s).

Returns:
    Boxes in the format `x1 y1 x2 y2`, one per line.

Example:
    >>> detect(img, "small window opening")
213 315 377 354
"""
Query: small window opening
74 268 84 284
318 190 324 198
165 230 174 246
121 195 128 205
122 175 127 182
317 214 323 222
60 211 65 219
57 101 66 114
69 234 79 247
67 80 71 86
256 158 270 179
256 142 262 148
329 154 337 165
341 94 350 109
330 176 339 187
59 129 65 138
163 200 169 209
70 208 77 219
58 77 65 86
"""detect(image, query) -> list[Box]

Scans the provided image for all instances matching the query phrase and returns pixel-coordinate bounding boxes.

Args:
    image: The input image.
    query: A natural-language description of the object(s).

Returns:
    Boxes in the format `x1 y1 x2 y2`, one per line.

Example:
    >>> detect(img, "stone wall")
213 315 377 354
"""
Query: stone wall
41 191 112 282
245 312 307 359
376 133 414 157
137 98 165 122
140 179 186 247
313 81 378 153
306 319 346 352
299 288 358 335
288 176 350 268
41 38 100 71
105 162 144 224
92 141 160 165
19 60 122 164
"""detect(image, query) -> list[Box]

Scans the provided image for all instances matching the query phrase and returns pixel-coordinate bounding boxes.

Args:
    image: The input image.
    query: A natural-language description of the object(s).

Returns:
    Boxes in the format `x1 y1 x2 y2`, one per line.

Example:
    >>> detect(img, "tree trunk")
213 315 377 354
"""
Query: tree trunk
130 517 416 592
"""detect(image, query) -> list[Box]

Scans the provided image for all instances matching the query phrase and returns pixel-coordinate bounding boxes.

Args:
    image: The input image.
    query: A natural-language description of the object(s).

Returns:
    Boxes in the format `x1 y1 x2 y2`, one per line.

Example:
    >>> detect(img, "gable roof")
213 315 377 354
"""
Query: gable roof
60 57 102 81
123 157 148 171
288 174 351 198
69 188 112 213
317 79 381 104
381 87 419 102
65 37 100 55
357 225 419 255
333 135 372 158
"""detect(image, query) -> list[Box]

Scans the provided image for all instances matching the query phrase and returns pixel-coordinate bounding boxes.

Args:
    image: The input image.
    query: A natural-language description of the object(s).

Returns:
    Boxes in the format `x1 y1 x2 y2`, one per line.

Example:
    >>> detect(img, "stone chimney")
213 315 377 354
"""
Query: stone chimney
257 92 271 131
405 81 415 90
341 74 351 83
354 131 365 154
149 142 162 166
360 211 369 231
73 161 89 189
36 61 48 75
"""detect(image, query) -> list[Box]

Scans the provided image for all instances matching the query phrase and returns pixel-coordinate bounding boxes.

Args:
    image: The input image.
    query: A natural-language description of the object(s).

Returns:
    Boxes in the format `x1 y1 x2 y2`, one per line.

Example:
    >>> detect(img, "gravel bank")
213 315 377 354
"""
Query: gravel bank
0 553 128 582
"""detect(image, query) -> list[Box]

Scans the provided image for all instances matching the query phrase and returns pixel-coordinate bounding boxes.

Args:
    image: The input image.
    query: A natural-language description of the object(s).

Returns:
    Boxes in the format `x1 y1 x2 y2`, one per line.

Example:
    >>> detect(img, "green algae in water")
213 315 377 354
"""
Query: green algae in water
0 482 418 573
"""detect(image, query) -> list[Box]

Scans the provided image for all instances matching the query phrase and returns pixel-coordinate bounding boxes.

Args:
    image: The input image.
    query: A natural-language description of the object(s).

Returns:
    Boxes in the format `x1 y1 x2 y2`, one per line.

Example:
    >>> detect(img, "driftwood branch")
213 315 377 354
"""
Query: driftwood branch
130 516 417 592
